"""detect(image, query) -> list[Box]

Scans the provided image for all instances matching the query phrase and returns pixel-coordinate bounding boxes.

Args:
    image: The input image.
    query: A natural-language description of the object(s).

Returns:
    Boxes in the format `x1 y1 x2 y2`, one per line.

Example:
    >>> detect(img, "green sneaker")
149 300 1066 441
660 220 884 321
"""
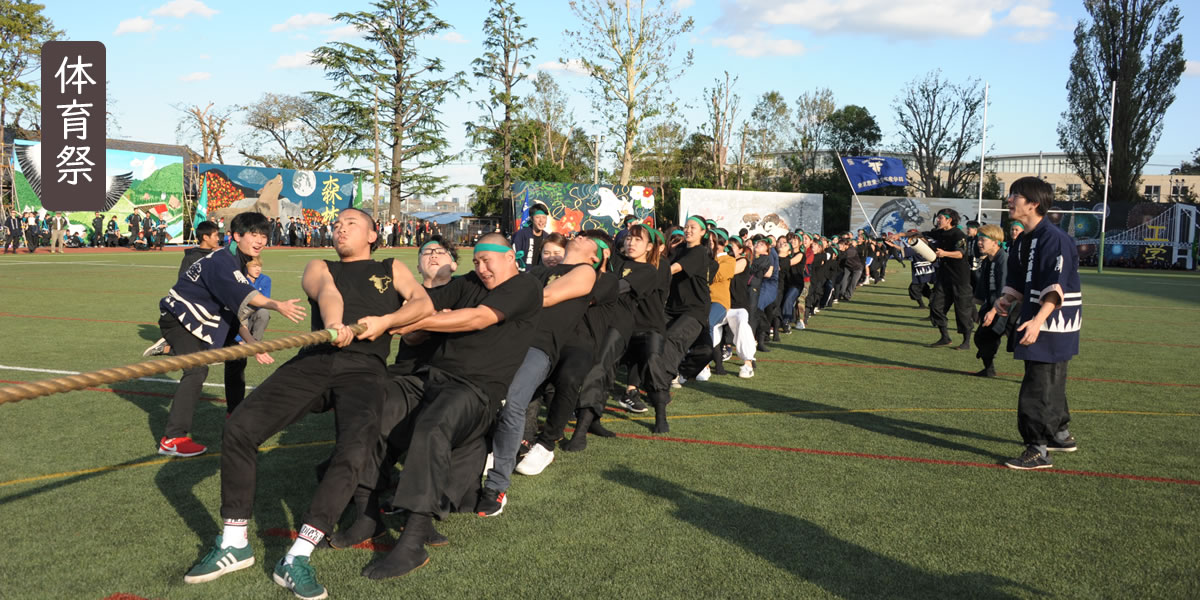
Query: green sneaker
273 556 328 600
183 536 255 583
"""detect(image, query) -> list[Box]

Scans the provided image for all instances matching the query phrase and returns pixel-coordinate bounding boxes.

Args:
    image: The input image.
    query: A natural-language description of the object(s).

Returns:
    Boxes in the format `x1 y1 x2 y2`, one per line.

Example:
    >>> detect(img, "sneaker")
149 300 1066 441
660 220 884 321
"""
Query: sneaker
928 337 952 347
670 375 683 389
972 367 997 378
721 345 733 362
159 436 207 458
813 307 821 314
143 337 169 357
1005 446 1053 470
476 487 507 517
695 366 711 382
515 443 554 476
738 362 755 379
795 320 806 330
183 536 255 584
272 556 327 600
619 390 648 414
1047 435 1078 453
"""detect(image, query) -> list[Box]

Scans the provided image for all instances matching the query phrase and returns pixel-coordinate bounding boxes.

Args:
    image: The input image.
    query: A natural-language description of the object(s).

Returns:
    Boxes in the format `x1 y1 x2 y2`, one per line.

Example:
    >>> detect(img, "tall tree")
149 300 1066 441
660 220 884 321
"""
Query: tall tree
825 105 881 158
312 0 467 218
1056 0 1186 203
1170 147 1200 175
0 0 61 208
893 70 986 198
466 0 535 230
703 71 738 189
175 102 235 163
789 87 835 181
632 117 686 208
525 71 573 168
565 0 694 185
748 90 791 189
238 92 365 170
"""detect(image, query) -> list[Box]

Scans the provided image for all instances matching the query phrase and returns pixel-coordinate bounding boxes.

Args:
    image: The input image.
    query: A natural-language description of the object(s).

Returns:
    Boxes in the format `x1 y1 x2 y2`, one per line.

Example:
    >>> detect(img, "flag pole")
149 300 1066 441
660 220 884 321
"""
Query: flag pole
977 82 989 221
1098 80 1116 274
836 152 879 236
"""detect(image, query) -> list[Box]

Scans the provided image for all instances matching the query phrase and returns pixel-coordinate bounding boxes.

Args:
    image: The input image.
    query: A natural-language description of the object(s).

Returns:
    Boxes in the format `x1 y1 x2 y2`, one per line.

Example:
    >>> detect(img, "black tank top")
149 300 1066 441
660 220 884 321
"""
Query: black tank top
309 258 402 360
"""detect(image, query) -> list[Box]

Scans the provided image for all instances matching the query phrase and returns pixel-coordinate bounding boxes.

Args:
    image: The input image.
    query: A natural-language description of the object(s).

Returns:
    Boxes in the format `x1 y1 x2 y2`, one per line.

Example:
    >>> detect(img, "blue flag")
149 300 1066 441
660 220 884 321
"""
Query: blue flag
840 156 908 193
194 178 209 228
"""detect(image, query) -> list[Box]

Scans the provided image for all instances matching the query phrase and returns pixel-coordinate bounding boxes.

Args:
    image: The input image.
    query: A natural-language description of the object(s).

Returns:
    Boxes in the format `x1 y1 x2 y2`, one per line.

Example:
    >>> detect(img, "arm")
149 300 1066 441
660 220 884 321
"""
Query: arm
935 249 964 259
398 305 503 334
299 259 352 346
542 265 596 307
355 259 436 340
1016 291 1061 346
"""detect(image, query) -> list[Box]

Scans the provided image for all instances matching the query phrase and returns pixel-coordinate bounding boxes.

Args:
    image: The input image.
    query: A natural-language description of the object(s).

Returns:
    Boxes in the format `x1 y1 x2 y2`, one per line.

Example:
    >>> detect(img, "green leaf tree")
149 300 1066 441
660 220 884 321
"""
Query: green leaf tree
0 0 61 210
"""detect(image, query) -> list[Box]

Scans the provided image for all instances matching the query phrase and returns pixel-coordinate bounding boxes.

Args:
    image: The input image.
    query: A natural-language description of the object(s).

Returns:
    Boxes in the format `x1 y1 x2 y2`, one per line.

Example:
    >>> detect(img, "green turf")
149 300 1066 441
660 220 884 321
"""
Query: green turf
0 248 1198 599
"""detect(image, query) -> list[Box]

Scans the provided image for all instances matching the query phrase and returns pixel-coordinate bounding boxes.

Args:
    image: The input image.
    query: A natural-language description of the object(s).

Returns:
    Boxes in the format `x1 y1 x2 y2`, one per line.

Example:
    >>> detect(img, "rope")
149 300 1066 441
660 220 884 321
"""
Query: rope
0 323 368 406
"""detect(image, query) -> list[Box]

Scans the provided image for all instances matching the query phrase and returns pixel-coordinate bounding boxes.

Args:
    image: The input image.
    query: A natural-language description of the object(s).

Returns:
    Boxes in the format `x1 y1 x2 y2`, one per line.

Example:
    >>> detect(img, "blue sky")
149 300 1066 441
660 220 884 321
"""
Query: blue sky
40 0 1200 203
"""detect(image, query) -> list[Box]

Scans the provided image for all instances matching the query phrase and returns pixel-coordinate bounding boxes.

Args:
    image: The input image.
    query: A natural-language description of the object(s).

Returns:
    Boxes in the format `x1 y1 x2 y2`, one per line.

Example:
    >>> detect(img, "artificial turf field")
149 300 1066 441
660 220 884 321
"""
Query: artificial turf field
0 247 1197 600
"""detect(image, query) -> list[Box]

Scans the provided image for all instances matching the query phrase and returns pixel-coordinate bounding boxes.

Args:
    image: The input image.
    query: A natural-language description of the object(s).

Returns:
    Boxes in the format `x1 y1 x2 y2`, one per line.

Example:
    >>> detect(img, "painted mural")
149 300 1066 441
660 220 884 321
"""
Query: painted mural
679 189 824 238
510 181 656 235
196 164 356 226
850 196 1005 235
11 139 185 241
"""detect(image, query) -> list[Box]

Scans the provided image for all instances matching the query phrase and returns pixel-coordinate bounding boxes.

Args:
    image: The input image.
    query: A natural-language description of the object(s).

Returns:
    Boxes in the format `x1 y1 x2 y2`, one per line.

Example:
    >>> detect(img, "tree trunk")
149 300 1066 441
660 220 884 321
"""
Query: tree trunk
373 87 382 219
737 124 747 190
620 102 635 186
390 94 406 219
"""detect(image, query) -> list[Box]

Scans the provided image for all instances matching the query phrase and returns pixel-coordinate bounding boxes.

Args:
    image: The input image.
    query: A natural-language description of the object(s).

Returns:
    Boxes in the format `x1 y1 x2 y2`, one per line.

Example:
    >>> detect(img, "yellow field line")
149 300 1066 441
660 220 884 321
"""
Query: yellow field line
3 407 1195 489
0 439 333 489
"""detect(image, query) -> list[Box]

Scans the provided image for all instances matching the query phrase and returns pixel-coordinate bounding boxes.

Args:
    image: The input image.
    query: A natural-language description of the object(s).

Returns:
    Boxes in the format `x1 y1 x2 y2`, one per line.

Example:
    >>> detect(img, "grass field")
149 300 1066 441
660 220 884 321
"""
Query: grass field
1 247 1198 600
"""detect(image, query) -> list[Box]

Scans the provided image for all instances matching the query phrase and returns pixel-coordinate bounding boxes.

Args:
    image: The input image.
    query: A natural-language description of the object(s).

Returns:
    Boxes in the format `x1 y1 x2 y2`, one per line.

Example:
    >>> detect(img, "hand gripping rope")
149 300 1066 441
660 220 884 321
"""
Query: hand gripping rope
0 324 367 406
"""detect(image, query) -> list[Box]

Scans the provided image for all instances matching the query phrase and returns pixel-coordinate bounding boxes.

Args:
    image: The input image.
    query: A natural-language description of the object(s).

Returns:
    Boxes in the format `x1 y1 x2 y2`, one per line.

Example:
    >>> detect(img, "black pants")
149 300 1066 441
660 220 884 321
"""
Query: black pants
624 330 665 392
578 328 627 417
3 232 19 252
1017 360 1071 446
159 313 241 438
909 279 930 306
536 344 593 448
653 315 704 391
390 367 493 520
220 350 387 534
973 327 1003 368
929 280 974 335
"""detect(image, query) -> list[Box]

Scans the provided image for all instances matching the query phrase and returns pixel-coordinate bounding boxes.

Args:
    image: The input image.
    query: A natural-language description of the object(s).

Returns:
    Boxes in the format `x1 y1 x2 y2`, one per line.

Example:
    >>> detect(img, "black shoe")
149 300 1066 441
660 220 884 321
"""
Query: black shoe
928 337 952 347
475 487 507 517
972 367 997 378
362 515 432 580
1005 446 1053 470
588 420 616 438
720 345 733 362
618 389 648 413
954 341 971 350
1047 435 1078 453
757 343 772 353
329 497 386 549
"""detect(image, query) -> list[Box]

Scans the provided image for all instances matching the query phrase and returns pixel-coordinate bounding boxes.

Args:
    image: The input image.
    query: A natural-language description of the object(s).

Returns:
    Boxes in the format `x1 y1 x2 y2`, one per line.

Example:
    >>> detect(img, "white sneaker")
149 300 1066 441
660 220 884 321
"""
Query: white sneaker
796 320 806 330
515 443 554 476
738 362 755 378
695 366 711 382
671 375 684 389
143 337 169 357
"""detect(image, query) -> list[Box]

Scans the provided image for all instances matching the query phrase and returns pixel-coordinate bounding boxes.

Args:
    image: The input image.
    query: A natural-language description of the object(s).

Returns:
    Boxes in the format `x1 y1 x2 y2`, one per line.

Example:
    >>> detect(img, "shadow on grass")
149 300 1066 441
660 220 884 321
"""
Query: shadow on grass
818 312 930 330
698 380 1011 460
603 466 1038 599
137 323 161 342
800 328 932 348
0 453 166 507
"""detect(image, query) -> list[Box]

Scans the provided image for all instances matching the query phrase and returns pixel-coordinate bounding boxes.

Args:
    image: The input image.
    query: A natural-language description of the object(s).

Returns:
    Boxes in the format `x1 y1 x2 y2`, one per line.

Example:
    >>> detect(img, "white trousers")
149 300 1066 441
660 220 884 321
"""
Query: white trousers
713 307 756 362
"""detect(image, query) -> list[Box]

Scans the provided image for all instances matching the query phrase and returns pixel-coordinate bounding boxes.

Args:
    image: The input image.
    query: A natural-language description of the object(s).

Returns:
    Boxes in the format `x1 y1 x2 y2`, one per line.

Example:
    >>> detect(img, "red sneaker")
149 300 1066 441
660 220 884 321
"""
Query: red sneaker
159 436 207 457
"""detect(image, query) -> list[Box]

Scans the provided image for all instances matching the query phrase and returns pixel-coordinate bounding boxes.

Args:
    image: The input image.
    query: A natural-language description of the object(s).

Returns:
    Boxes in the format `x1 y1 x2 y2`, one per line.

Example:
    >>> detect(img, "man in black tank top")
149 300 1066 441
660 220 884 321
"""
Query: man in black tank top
186 209 433 600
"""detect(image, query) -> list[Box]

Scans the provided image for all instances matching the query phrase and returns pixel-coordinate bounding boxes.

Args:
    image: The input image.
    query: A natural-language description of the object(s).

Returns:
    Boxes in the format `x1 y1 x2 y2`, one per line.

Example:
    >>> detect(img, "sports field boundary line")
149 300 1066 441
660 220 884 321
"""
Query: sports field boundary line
604 407 1200 421
4 428 1198 490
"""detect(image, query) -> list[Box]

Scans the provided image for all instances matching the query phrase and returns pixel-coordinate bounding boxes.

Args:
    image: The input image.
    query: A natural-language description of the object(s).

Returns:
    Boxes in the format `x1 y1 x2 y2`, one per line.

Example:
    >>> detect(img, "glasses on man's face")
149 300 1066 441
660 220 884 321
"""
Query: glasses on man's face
420 247 449 257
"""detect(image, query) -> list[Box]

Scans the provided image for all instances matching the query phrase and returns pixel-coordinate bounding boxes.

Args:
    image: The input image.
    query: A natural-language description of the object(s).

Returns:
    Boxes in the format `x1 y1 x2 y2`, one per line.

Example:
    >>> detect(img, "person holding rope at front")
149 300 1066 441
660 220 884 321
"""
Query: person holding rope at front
184 208 433 599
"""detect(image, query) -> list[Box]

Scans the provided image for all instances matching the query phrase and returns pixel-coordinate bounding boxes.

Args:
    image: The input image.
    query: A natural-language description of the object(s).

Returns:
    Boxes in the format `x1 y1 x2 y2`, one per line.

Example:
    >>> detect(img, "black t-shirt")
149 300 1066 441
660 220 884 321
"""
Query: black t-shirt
179 247 214 278
391 282 449 377
308 258 403 361
581 271 628 351
527 263 593 362
621 260 661 334
667 245 711 323
925 227 971 285
730 257 752 310
426 271 542 410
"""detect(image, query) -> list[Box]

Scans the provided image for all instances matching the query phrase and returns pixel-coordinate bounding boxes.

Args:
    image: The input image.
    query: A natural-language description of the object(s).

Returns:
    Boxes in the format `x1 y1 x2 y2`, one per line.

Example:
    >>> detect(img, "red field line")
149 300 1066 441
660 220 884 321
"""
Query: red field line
754 358 1200 388
615 432 1200 486
101 594 153 600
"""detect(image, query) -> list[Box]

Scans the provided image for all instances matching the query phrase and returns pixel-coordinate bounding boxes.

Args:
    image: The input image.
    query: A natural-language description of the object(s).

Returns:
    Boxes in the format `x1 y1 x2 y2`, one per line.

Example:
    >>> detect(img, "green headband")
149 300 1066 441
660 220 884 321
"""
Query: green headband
730 236 744 246
592 238 609 268
420 240 441 252
714 230 729 242
1011 221 1025 230
476 242 512 254
978 232 1001 244
648 227 665 244
670 229 684 237
530 208 548 217
687 215 707 229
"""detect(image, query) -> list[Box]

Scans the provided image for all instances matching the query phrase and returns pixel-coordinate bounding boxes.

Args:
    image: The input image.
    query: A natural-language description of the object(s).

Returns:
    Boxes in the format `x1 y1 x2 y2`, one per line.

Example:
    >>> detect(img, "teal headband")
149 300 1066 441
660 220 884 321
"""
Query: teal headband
670 229 684 237
687 215 707 229
475 242 512 254
592 238 609 268
1011 221 1025 230
530 208 548 217
978 232 1000 244
714 230 729 242
647 227 664 244
420 240 441 252
730 236 744 246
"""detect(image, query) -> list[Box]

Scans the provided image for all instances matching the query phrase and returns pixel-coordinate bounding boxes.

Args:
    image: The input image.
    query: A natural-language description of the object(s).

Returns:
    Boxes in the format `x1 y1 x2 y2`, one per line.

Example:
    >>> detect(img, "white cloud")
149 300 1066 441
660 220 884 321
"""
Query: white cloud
712 35 806 58
441 31 468 44
114 17 158 36
1013 29 1051 43
1187 60 1200 77
197 53 211 60
130 156 158 179
150 0 217 19
271 13 333 32
538 59 589 77
720 0 1058 40
325 24 365 41
674 0 695 10
179 71 211 81
273 51 316 70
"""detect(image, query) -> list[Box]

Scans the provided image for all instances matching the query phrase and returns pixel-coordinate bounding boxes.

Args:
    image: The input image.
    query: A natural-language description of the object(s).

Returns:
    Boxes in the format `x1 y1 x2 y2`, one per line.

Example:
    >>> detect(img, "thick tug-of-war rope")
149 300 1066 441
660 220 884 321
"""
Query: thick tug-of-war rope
0 324 368 406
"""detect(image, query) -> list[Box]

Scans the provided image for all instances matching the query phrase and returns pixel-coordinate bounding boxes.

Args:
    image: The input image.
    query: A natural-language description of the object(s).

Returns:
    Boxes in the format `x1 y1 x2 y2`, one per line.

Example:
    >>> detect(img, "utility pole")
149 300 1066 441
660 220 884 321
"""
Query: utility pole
592 135 605 185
